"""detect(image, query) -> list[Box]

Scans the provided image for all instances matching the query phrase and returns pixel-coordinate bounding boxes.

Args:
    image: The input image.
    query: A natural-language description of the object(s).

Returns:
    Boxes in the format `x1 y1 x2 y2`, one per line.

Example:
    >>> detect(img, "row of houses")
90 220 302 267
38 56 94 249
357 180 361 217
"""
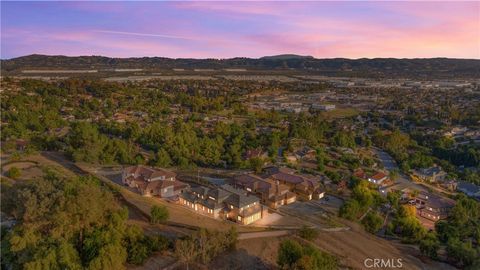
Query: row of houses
122 165 330 225
122 165 264 225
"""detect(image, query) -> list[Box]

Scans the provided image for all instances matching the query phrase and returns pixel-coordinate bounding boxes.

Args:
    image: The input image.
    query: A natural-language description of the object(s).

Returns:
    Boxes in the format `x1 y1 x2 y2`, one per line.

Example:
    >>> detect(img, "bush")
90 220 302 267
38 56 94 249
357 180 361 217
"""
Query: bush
277 239 337 270
298 226 319 241
339 200 361 220
150 205 169 224
277 239 303 268
361 212 383 233
6 167 21 179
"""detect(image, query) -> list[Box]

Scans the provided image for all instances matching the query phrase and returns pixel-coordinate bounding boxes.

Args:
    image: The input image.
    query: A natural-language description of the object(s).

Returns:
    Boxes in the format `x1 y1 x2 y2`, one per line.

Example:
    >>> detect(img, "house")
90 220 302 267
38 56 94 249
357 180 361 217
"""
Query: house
368 172 388 185
15 139 27 151
294 147 316 161
122 165 188 198
413 166 447 183
440 180 457 191
353 168 367 179
457 181 480 200
414 192 455 221
233 174 297 209
263 167 324 201
179 185 263 225
244 148 267 160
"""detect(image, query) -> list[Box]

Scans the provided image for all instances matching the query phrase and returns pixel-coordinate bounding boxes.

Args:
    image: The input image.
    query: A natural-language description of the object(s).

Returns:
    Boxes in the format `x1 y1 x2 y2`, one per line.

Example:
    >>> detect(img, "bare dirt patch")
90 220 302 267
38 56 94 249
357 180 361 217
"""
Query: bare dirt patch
313 221 456 270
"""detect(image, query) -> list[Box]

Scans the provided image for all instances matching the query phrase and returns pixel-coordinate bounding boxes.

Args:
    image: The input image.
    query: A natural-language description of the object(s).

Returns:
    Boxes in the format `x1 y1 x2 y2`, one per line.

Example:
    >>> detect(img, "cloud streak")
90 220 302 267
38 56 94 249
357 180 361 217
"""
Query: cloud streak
93 30 198 41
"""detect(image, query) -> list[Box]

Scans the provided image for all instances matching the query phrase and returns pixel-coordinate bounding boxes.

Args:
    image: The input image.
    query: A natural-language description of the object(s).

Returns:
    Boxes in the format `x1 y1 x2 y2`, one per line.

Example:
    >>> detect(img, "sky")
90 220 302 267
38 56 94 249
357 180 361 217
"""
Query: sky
1 1 479 59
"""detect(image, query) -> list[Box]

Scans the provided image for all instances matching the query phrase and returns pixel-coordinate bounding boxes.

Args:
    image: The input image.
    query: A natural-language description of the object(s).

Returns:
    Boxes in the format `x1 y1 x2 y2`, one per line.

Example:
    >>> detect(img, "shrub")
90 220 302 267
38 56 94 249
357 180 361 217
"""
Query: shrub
150 205 169 224
6 167 21 179
361 211 383 233
298 226 319 241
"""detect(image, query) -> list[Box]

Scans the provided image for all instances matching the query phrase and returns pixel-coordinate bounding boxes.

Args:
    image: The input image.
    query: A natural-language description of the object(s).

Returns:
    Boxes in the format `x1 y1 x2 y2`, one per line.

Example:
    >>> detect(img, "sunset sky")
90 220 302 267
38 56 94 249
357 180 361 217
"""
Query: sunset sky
1 1 479 59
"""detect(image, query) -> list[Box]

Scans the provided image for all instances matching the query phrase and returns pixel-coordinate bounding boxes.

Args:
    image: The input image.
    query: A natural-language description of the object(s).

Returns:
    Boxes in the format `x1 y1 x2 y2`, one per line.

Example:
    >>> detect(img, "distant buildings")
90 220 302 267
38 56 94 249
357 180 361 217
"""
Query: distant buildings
122 165 188 198
311 104 336 111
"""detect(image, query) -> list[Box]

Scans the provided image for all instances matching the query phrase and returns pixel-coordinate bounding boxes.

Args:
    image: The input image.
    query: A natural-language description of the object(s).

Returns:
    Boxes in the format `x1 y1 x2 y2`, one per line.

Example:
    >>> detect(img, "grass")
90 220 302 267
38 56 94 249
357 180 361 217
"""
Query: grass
321 108 359 119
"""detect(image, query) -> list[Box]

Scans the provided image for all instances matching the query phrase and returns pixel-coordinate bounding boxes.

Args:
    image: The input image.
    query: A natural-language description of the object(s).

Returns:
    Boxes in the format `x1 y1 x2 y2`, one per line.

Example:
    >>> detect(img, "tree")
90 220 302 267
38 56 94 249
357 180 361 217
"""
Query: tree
277 239 303 269
248 157 264 173
277 239 337 270
6 167 21 179
175 238 197 270
152 148 172 167
419 232 440 259
339 200 361 220
316 148 325 172
362 212 383 233
389 169 399 181
1 173 134 270
150 205 169 224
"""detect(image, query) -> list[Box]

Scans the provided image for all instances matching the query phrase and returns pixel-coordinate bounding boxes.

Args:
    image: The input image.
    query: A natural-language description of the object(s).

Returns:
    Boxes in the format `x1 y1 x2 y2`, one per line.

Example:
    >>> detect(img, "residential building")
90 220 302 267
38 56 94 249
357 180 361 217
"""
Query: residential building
457 181 480 200
413 166 447 183
122 165 188 198
414 192 455 221
233 174 297 209
263 167 324 201
179 185 263 225
368 172 388 185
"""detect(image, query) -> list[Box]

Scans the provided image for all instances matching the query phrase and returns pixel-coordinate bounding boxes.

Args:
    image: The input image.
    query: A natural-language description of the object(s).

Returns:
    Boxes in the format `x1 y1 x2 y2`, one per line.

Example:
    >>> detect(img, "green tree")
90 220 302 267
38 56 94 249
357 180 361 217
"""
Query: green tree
277 239 303 269
419 232 440 259
150 205 169 224
362 212 383 233
6 167 21 179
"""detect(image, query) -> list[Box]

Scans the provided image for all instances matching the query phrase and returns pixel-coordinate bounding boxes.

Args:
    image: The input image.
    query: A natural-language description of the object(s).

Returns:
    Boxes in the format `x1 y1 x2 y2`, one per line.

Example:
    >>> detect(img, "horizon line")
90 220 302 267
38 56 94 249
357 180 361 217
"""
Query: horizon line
2 53 480 61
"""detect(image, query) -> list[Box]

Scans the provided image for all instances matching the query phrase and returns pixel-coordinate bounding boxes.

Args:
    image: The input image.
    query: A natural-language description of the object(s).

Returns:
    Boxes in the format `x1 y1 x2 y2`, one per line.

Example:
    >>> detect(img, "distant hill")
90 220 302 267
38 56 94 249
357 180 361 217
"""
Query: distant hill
1 54 479 78
260 54 314 60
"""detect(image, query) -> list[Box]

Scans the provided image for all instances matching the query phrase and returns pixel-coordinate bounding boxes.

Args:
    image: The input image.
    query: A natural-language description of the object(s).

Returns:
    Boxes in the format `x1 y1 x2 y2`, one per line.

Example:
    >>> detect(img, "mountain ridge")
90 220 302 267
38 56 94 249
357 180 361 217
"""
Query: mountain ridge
2 54 479 78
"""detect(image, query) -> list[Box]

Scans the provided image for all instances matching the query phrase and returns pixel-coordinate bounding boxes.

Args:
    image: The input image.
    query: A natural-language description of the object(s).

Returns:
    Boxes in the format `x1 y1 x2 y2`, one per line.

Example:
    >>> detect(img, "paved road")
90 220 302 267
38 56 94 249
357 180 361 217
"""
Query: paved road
372 148 428 193
238 230 290 240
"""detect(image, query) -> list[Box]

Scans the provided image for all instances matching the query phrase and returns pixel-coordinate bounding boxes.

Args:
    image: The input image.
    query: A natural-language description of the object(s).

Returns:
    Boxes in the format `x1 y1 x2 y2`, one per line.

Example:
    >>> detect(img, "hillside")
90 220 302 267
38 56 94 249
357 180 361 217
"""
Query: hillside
1 54 479 78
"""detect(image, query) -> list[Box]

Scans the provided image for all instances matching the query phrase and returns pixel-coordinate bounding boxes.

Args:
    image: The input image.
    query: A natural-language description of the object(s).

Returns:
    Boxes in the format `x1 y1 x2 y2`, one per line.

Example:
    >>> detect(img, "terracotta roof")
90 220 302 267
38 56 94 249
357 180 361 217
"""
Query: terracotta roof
370 172 387 181
353 168 367 179
124 165 176 180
